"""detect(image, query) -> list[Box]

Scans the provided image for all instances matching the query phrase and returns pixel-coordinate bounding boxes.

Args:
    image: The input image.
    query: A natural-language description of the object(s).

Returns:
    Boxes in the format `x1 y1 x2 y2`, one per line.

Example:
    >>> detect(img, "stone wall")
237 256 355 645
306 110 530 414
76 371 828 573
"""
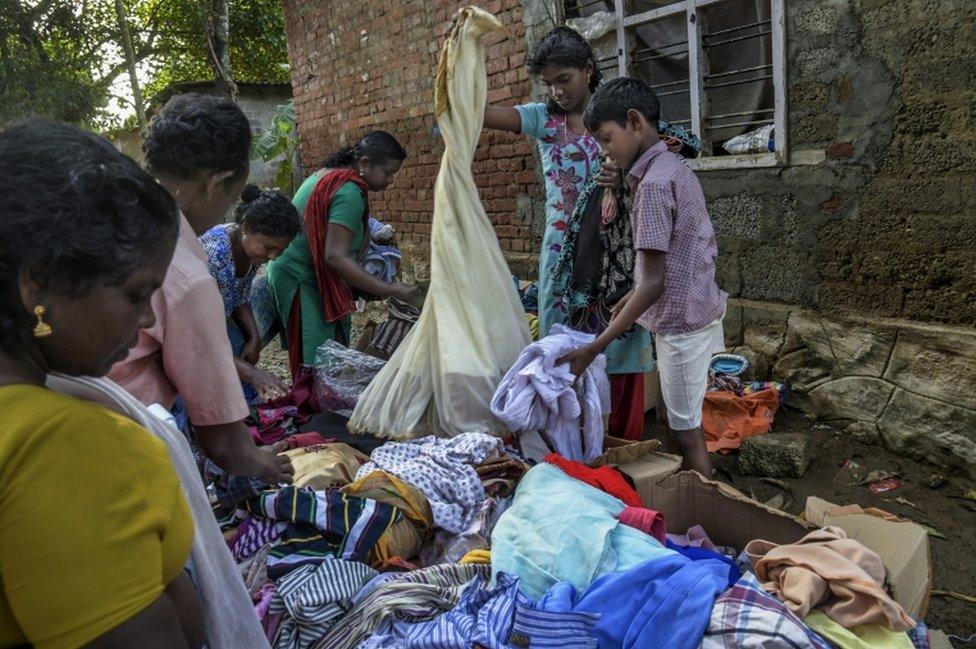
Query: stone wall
707 0 976 475
728 298 976 479
707 0 975 326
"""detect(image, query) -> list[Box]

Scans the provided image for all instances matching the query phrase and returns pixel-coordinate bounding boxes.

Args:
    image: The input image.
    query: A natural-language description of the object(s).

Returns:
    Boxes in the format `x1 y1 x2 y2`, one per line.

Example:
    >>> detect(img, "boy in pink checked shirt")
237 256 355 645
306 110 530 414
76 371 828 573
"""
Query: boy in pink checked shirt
561 77 727 477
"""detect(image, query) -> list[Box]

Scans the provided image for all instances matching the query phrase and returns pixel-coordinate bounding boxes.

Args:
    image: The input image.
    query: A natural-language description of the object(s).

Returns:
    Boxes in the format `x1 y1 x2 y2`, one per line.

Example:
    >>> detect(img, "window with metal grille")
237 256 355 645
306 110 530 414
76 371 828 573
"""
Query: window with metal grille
564 0 787 169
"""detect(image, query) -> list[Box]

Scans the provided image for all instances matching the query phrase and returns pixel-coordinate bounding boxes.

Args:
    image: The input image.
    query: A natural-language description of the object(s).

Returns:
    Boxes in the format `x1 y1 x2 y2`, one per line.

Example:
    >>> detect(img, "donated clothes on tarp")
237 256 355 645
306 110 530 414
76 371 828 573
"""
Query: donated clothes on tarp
313 563 491 649
491 325 611 463
244 486 401 578
745 526 915 631
491 464 674 600
285 442 367 490
269 557 377 649
45 374 270 649
349 7 531 439
355 432 503 535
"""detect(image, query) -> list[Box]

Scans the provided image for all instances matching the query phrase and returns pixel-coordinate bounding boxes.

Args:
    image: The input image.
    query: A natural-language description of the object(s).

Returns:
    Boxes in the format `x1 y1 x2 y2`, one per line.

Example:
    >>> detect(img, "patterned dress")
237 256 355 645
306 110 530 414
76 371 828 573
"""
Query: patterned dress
199 224 257 318
514 102 653 375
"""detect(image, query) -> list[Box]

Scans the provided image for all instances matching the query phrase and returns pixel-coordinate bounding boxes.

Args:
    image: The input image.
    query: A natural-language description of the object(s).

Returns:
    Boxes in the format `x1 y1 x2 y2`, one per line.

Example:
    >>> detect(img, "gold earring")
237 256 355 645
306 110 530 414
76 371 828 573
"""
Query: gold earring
33 305 52 338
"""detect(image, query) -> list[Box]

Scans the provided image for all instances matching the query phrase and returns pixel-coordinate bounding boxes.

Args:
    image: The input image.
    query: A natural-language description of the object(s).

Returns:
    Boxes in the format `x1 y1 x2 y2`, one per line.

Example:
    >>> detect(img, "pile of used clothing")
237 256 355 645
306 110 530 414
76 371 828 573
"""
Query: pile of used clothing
214 386 934 649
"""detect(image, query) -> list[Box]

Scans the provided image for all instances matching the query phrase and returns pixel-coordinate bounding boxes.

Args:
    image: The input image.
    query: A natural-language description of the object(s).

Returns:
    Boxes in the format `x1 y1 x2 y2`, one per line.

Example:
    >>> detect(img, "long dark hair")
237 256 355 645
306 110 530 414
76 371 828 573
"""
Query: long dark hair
0 120 179 351
527 26 602 115
322 130 407 169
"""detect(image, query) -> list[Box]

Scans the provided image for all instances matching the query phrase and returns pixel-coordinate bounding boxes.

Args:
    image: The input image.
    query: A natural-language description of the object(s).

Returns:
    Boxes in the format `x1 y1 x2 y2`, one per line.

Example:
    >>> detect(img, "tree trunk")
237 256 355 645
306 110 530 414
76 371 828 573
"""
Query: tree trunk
114 0 146 129
208 0 237 99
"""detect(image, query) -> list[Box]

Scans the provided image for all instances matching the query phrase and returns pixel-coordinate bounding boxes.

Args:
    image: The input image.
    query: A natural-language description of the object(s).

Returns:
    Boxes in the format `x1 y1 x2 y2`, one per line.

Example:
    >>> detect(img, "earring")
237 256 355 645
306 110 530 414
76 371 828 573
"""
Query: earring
33 305 52 338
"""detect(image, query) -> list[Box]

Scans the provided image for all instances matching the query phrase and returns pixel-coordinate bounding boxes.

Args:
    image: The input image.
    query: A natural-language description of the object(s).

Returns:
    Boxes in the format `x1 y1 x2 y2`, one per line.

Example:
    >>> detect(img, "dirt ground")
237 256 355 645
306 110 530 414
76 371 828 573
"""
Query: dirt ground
644 407 976 641
258 343 976 639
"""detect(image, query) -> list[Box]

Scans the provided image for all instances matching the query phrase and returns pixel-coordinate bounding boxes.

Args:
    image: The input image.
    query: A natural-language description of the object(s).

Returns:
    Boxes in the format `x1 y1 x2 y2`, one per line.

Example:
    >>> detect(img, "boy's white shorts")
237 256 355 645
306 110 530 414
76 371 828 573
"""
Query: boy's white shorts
655 316 726 431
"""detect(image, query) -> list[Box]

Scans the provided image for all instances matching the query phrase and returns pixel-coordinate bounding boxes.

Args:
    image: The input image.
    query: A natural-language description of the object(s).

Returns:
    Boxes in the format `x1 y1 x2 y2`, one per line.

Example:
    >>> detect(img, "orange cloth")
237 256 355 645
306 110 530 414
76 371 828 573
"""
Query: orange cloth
702 387 781 453
745 526 915 632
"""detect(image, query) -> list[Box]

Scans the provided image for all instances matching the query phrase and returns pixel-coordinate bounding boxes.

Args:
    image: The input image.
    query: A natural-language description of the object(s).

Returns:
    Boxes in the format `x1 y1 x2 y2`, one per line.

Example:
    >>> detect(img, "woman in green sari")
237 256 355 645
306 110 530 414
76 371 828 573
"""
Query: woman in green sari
267 131 415 377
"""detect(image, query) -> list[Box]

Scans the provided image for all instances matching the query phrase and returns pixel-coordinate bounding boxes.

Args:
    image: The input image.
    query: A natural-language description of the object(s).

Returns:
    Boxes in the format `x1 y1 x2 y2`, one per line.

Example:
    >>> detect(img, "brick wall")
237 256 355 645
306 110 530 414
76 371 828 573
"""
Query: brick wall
282 0 543 261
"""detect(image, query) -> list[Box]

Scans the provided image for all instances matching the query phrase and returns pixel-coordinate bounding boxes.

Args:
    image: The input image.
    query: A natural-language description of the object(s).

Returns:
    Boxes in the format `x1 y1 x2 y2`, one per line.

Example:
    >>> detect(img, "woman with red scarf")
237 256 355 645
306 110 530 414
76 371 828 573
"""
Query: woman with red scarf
267 131 416 377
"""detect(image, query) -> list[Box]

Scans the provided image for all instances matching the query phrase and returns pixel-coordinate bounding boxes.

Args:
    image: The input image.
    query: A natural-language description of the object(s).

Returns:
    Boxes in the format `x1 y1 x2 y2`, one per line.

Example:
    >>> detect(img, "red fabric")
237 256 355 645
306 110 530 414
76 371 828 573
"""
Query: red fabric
285 291 303 380
609 372 645 441
285 432 331 449
544 453 644 507
619 506 667 544
304 169 370 324
703 387 781 453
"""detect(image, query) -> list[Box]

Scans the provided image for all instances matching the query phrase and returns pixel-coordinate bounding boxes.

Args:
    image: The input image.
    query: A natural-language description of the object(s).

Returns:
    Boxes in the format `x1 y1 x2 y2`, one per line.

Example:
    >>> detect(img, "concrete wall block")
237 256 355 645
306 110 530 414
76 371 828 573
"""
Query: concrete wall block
878 388 976 479
738 245 813 306
821 318 896 377
808 376 895 422
709 192 765 242
884 322 976 411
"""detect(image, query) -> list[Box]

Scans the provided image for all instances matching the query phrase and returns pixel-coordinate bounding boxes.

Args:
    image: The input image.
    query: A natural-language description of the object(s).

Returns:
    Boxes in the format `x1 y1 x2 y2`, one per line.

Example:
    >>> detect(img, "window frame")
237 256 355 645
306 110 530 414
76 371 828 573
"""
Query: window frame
612 0 787 170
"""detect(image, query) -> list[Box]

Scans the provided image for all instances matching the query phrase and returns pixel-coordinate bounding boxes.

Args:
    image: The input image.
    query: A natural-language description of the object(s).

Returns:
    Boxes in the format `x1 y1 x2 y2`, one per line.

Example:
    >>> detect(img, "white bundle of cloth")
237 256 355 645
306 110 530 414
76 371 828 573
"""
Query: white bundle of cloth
349 7 530 439
490 325 610 462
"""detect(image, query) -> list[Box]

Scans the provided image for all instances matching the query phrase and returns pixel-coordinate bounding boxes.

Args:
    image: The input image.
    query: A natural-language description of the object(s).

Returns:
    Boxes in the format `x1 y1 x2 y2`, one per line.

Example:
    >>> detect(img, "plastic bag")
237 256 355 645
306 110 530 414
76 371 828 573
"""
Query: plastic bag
313 340 386 417
567 11 616 41
349 7 531 439
722 123 774 155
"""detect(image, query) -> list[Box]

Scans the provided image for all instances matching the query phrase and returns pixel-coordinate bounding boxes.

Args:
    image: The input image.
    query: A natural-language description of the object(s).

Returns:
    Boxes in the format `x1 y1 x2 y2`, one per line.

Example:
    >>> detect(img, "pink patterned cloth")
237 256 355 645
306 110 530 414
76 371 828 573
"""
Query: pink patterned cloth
627 140 727 335
618 506 667 544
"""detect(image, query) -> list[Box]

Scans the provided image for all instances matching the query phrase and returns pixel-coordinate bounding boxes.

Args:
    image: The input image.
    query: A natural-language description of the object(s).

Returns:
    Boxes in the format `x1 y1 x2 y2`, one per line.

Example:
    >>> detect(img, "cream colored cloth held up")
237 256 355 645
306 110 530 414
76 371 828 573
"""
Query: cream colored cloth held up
349 6 531 440
745 526 915 632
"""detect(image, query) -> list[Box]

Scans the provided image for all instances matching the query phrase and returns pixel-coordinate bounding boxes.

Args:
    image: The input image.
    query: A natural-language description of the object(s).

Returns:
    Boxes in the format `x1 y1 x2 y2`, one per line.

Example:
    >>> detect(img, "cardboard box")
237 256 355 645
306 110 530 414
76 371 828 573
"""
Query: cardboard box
590 435 662 467
805 497 931 619
642 471 813 548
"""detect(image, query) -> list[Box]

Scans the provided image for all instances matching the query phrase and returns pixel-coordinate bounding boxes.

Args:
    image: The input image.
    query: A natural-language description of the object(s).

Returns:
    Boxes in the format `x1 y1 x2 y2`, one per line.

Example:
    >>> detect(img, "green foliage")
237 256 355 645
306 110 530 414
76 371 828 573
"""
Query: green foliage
140 0 290 101
252 99 297 193
1 0 114 125
0 0 290 127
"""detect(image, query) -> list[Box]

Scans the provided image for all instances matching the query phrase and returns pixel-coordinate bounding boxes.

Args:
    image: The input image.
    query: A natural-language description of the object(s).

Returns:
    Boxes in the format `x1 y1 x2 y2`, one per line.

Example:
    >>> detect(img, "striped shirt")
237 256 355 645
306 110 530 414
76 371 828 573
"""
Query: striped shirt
245 486 401 578
270 557 378 649
314 564 491 649
357 572 599 648
702 572 833 649
627 140 727 334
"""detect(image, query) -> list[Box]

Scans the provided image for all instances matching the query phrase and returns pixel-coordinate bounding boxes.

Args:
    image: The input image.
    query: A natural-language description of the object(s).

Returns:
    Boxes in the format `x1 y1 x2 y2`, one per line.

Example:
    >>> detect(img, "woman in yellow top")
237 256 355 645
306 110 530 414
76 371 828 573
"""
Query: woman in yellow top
0 121 201 648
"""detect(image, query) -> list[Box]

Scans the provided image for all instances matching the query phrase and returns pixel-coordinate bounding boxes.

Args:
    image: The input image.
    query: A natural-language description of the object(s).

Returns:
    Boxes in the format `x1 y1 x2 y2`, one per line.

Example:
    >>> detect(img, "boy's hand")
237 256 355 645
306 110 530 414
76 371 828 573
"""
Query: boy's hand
559 345 600 380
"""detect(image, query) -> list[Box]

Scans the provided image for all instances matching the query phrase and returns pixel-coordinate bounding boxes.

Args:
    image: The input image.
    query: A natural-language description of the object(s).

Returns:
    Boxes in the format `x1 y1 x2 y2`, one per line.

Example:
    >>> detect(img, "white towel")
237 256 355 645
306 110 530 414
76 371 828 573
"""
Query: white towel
491 325 610 462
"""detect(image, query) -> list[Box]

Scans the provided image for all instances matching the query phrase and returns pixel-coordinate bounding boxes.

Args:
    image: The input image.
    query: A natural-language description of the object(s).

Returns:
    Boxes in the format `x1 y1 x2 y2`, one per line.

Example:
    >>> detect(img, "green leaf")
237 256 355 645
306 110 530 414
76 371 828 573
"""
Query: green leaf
275 158 293 191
